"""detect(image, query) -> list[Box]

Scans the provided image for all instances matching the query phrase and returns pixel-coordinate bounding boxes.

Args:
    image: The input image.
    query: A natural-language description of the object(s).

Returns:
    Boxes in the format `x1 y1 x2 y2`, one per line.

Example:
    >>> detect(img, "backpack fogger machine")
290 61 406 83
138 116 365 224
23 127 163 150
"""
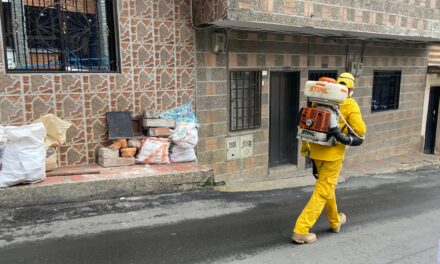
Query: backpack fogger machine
297 77 364 146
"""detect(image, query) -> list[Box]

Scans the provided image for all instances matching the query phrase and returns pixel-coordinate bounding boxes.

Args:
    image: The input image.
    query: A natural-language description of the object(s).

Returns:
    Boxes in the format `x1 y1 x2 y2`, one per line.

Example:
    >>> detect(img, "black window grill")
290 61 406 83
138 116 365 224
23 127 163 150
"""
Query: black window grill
308 70 338 81
1 0 118 72
371 71 401 112
230 71 262 131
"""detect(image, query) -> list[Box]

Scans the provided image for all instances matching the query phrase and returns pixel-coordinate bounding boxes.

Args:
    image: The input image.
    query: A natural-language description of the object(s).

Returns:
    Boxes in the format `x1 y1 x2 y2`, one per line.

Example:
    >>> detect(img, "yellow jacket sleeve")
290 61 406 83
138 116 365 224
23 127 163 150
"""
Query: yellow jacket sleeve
300 141 310 157
341 98 366 137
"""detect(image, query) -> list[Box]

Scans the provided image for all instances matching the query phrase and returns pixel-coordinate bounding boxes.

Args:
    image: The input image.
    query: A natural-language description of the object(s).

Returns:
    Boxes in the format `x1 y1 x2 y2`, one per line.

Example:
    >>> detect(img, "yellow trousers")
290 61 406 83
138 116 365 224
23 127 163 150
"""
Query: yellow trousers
293 159 343 235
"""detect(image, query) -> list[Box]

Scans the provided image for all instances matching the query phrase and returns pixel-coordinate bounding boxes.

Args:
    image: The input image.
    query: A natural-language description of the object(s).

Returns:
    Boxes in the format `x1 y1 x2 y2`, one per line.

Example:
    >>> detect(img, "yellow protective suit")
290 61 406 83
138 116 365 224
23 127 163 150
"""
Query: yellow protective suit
294 97 366 235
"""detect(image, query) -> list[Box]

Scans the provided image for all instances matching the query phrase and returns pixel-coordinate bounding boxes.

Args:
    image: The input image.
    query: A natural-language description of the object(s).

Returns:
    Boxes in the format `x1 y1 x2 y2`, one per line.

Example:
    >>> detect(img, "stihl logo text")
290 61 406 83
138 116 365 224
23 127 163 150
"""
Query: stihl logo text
309 85 328 94
301 130 316 137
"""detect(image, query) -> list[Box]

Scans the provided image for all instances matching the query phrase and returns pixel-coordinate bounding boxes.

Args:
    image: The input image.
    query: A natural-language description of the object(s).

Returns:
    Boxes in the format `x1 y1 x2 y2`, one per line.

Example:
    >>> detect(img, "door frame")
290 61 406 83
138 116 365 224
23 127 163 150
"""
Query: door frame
424 87 440 154
268 70 301 168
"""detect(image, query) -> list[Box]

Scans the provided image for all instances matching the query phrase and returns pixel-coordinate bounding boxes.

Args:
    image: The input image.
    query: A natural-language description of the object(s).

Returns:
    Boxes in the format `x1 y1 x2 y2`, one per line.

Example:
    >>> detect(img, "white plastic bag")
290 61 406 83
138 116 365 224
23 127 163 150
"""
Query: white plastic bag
136 138 170 164
0 123 47 187
170 122 198 146
170 144 196 163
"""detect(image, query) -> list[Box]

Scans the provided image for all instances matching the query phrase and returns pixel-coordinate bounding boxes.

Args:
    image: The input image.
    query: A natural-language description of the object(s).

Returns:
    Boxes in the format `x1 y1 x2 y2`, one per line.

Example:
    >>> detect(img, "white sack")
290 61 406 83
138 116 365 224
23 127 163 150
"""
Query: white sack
0 123 46 187
170 148 196 163
170 122 198 147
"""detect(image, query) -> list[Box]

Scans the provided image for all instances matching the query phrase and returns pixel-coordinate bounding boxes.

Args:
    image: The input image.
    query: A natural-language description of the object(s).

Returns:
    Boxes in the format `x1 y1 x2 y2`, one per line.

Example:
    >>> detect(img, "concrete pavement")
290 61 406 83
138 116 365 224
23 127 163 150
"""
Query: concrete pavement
0 169 439 263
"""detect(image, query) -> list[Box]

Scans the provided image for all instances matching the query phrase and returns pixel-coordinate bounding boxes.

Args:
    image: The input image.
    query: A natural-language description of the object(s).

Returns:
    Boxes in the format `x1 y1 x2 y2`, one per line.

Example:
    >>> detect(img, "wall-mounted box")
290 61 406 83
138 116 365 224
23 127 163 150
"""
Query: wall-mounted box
241 135 253 158
226 137 240 160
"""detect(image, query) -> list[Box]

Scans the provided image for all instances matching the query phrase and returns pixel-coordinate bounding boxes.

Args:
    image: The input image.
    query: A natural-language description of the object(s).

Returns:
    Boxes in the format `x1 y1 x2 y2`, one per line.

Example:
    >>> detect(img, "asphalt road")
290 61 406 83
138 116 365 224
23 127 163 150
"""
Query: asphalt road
1 170 440 264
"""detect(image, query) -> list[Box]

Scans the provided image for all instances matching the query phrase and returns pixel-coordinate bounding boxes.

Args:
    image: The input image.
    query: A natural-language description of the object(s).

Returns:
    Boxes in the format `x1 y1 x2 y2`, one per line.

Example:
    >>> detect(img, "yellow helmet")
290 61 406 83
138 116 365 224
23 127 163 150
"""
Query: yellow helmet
337 72 355 89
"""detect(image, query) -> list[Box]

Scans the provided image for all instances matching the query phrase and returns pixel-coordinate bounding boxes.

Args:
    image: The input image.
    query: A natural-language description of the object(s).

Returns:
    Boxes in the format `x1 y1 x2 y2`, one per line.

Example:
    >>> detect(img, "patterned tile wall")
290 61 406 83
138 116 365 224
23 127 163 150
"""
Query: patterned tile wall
0 0 195 166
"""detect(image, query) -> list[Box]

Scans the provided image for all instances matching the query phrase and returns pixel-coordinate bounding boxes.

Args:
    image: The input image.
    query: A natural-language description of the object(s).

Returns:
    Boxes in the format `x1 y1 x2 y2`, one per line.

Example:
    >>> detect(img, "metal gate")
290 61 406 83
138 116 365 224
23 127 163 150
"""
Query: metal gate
269 71 300 167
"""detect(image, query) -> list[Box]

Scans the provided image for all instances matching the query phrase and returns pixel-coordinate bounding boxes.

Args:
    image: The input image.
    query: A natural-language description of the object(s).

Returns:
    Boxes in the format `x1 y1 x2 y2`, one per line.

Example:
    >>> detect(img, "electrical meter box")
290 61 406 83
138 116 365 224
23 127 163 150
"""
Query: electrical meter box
226 137 240 160
241 135 253 158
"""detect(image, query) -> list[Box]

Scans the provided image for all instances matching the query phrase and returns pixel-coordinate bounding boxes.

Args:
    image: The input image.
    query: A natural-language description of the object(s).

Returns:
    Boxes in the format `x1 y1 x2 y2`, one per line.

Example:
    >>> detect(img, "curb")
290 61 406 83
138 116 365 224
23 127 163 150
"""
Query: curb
0 170 214 208
342 161 440 180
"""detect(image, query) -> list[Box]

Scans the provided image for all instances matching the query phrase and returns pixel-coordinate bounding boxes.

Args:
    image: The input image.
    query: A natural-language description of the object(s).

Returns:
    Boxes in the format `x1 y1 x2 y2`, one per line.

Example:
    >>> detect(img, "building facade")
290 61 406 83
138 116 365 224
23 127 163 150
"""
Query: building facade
193 0 440 182
1 0 440 183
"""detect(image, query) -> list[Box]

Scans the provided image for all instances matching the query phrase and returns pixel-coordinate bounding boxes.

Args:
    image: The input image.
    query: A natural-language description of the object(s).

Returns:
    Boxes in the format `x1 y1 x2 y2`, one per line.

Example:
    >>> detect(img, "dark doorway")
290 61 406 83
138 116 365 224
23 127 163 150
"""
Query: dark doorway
269 71 300 167
424 87 440 154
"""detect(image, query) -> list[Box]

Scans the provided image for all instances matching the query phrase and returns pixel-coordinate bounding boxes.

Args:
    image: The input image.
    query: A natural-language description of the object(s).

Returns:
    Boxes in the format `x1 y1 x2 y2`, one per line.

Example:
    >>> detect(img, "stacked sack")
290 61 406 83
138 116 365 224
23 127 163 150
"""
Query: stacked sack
169 122 198 162
159 104 199 163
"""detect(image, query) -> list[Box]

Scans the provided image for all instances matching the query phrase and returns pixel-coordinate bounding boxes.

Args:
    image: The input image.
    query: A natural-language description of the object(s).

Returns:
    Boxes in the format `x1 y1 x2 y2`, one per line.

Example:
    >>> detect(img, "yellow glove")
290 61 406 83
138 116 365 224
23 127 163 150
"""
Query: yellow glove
300 141 310 157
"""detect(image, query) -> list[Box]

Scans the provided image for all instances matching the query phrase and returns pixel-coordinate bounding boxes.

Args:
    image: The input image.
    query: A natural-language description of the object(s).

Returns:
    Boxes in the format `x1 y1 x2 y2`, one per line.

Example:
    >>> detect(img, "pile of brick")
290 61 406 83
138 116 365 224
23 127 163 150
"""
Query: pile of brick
143 110 175 137
98 111 178 168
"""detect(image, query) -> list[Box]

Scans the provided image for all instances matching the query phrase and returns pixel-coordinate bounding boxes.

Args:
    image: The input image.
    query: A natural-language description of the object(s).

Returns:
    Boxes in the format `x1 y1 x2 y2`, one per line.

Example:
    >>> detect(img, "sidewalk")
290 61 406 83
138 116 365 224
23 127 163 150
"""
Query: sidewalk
1 153 439 207
214 153 440 192
0 162 213 208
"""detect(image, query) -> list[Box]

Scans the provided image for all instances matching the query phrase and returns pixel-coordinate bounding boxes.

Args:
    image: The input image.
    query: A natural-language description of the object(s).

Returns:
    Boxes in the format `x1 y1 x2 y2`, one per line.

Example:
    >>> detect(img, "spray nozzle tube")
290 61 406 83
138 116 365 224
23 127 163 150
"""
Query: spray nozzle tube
328 127 363 146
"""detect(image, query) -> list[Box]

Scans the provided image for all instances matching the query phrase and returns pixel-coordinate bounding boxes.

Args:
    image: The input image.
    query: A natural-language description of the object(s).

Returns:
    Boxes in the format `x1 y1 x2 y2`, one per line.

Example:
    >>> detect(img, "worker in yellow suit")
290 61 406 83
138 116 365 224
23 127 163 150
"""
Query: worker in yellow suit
292 72 366 244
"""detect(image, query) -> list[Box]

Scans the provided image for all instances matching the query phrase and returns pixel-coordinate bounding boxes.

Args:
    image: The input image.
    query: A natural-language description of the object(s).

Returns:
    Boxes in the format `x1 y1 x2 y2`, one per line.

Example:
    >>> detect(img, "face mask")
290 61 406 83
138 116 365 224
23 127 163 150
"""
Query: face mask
348 90 354 98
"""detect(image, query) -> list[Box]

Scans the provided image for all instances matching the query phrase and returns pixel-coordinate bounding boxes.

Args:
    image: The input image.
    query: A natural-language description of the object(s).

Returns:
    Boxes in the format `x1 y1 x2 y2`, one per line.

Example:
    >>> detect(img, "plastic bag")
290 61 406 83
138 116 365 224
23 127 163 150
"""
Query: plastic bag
0 123 47 187
136 138 170 164
159 103 198 125
170 122 198 147
170 144 196 163
34 114 72 146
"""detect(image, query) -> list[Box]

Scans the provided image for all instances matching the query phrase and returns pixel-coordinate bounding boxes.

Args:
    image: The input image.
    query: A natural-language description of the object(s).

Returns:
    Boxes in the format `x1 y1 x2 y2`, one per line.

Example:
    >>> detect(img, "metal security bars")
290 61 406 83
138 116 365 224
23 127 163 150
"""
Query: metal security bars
1 0 118 72
308 70 338 81
371 71 401 112
230 71 262 131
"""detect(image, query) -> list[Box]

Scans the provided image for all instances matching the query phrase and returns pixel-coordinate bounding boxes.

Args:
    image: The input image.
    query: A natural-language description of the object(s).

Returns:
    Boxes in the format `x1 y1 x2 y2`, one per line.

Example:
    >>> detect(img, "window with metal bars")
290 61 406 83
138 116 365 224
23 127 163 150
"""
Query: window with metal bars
1 0 118 72
230 71 262 131
371 71 401 112
308 70 338 81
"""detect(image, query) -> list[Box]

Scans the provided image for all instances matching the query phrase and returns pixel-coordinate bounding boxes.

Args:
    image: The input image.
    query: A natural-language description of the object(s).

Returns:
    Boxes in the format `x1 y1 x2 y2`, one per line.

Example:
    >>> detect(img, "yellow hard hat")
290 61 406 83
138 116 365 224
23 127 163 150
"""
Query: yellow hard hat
337 72 355 89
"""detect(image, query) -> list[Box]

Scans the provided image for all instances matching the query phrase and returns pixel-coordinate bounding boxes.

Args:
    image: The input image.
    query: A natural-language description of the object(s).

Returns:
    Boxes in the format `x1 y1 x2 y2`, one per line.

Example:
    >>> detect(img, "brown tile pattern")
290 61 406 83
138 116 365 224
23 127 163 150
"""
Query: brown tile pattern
0 0 195 165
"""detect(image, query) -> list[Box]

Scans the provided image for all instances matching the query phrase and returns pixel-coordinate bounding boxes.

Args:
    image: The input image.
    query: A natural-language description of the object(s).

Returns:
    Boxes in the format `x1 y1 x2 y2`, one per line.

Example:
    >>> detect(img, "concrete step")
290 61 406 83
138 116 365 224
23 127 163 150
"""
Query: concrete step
0 163 213 208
